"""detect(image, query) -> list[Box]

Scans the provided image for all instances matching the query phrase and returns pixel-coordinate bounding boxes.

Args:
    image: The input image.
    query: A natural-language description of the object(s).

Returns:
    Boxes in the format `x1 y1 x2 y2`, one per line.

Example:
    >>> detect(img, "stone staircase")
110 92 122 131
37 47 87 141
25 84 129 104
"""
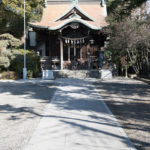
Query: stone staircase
53 70 101 78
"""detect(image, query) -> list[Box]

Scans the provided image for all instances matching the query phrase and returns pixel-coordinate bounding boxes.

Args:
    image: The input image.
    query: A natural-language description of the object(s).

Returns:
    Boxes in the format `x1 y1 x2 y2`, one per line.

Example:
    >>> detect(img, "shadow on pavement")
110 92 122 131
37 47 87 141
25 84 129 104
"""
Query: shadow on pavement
1 78 149 150
94 79 150 150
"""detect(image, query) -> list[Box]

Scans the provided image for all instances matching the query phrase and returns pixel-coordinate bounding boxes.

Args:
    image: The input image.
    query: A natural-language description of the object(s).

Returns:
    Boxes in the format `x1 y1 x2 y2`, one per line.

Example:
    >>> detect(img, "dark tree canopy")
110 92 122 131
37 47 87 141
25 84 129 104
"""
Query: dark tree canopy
107 0 147 20
0 0 45 38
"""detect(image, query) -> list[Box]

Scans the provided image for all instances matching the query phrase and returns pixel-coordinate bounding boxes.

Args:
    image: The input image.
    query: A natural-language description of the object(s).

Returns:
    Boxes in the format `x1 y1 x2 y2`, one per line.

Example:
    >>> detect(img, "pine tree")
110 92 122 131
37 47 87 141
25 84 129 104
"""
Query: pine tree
0 0 45 38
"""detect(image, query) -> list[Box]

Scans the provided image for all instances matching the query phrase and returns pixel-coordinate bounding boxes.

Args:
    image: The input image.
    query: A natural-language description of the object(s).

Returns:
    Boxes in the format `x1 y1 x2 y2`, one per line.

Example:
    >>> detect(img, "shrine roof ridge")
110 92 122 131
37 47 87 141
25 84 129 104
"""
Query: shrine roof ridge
29 18 103 30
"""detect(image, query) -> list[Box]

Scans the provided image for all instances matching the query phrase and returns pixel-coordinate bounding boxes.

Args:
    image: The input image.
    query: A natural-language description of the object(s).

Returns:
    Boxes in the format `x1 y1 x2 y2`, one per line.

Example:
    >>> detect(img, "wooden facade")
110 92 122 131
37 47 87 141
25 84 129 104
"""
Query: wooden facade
29 0 108 70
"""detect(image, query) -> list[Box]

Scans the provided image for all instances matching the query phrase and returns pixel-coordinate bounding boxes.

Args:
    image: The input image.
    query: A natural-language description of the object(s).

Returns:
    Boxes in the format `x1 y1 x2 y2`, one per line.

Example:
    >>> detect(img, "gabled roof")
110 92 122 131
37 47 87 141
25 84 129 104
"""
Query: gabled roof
29 4 108 31
55 6 94 21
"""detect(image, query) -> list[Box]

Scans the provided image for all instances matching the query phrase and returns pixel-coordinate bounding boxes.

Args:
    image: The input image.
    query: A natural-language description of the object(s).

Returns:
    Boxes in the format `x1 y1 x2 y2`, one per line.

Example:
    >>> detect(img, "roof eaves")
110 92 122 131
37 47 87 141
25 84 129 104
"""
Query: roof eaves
28 23 48 29
48 18 101 30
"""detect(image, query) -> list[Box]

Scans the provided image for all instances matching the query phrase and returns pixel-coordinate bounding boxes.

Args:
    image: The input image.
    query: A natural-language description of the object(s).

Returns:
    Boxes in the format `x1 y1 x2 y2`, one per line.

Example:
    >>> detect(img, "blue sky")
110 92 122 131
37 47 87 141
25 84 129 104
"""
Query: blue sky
146 0 150 13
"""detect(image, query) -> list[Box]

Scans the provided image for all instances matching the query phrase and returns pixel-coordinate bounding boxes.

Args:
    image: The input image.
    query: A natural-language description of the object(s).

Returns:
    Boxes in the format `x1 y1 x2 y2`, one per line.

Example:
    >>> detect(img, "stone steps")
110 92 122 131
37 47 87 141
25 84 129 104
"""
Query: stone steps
53 70 101 78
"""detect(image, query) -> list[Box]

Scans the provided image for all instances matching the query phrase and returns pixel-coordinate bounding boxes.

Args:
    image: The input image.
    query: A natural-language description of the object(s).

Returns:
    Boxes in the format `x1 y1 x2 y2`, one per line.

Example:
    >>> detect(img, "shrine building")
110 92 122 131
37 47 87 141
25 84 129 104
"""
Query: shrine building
29 0 108 70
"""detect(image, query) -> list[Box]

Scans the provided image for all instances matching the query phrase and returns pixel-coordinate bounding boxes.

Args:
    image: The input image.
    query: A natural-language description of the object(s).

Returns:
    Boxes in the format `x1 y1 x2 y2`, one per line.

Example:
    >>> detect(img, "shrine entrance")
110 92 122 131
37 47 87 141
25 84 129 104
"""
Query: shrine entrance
29 0 108 71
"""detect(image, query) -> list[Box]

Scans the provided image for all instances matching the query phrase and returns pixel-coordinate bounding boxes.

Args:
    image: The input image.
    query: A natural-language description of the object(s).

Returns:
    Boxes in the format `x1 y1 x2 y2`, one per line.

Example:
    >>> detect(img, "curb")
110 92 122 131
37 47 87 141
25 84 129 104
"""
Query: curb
134 77 150 85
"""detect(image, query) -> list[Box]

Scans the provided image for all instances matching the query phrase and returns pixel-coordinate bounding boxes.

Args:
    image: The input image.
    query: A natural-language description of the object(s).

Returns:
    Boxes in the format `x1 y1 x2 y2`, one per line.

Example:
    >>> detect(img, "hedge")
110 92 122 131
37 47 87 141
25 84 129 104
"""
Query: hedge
10 49 40 78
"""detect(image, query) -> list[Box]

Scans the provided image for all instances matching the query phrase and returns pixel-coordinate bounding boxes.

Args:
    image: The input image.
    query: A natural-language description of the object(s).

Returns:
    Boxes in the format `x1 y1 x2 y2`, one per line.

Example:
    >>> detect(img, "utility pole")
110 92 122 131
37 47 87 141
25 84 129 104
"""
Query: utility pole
23 0 27 79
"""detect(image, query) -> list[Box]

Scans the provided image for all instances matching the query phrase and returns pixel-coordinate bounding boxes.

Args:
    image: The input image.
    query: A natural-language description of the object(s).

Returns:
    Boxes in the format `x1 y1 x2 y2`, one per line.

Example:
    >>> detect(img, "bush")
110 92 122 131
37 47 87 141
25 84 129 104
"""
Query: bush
10 49 40 78
27 70 34 78
0 56 10 69
0 48 40 78
0 40 9 49
0 49 16 70
1 49 12 59
0 33 21 49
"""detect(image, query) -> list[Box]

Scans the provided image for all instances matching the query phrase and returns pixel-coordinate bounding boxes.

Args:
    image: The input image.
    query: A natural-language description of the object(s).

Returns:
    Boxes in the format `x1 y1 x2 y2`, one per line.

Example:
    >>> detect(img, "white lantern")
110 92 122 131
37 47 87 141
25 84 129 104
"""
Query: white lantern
83 39 85 43
71 40 73 44
90 38 95 44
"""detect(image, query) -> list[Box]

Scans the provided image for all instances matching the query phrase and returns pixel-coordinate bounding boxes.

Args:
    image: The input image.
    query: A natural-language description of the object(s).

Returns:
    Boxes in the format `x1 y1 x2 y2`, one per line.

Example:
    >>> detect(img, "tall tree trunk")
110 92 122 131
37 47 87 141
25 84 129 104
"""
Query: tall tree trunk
127 48 139 75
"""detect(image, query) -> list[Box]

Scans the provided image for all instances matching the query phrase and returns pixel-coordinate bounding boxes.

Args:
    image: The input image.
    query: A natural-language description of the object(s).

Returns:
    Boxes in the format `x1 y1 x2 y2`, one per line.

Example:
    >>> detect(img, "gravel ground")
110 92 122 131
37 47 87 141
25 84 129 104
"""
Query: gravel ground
0 80 58 150
94 78 150 150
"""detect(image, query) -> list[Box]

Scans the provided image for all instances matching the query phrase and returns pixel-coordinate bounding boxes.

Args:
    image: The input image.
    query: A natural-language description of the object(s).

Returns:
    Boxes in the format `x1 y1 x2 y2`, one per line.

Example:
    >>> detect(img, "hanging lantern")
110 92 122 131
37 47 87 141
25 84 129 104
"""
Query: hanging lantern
67 39 70 44
77 40 80 44
71 40 73 45
83 39 85 43
65 39 67 44
90 38 95 44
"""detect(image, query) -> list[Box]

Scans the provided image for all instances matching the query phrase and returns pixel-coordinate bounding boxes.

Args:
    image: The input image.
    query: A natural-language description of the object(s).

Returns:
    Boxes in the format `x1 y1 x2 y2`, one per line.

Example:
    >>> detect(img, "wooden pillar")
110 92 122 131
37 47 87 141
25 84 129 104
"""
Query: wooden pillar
60 39 63 70
74 41 76 57
80 47 82 62
68 45 70 61
41 42 46 56
87 44 91 69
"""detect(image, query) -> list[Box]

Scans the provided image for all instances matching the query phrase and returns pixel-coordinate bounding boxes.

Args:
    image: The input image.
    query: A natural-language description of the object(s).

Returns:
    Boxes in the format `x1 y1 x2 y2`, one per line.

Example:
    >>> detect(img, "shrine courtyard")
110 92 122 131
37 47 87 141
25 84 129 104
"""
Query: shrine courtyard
0 78 150 150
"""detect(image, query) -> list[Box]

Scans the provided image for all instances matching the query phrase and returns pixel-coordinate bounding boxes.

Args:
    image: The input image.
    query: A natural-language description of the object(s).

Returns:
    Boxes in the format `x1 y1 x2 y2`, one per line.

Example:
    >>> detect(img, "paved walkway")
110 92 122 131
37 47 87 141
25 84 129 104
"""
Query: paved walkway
25 78 136 150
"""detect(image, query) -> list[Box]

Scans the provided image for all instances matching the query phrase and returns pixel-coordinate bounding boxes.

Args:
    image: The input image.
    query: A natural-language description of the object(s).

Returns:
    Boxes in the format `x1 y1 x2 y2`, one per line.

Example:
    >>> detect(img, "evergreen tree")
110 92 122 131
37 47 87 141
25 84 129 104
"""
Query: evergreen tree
0 0 45 38
107 0 146 20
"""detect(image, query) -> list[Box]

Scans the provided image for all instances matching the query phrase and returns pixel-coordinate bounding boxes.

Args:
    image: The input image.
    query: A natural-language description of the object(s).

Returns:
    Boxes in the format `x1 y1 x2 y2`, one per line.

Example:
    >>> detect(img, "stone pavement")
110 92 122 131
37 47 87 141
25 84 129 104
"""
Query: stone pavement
0 79 57 150
25 78 136 150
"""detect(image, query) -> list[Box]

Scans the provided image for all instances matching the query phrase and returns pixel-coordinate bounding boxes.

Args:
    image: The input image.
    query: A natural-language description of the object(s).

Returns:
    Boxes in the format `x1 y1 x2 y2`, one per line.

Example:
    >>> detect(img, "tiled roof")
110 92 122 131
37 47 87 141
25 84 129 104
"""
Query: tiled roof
29 4 108 30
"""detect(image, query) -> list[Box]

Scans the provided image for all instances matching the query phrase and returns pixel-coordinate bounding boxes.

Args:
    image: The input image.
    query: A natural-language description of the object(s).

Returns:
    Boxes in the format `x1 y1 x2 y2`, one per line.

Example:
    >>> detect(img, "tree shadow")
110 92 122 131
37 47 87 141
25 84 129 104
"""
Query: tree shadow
0 81 58 121
0 81 58 101
0 78 150 150
94 79 150 150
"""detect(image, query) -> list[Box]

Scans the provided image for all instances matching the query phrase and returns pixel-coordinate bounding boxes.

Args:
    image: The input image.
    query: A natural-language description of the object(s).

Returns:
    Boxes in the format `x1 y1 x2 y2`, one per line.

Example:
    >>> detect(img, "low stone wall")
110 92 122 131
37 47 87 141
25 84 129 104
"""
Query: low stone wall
42 70 113 79
53 70 112 79
53 70 90 78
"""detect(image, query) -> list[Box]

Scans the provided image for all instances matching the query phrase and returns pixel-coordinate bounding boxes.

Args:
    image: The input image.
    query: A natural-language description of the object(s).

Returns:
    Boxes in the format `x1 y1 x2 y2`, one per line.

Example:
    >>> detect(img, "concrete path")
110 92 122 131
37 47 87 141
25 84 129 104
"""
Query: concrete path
25 78 136 150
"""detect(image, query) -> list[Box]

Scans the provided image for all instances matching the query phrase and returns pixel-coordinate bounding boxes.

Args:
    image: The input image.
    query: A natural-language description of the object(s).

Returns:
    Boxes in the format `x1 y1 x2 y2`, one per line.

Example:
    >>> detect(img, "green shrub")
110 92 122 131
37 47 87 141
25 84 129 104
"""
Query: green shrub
0 56 10 69
10 52 23 77
0 33 21 49
0 49 17 71
0 40 9 49
0 48 40 78
1 49 12 59
27 70 33 78
10 49 40 78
